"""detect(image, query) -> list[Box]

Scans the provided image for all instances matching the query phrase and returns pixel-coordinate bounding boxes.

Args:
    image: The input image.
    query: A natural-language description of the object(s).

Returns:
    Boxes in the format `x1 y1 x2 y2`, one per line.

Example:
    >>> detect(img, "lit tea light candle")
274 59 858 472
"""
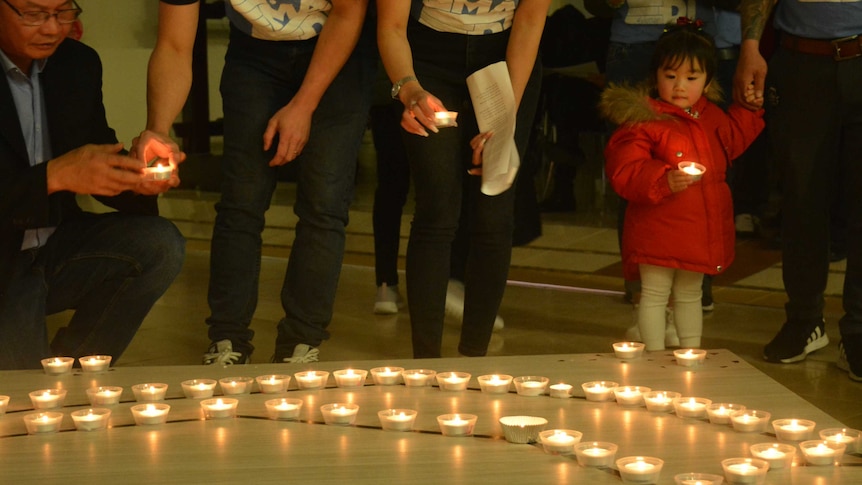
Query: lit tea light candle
643 391 680 413
539 429 582 455
437 413 477 437
549 383 572 399
86 386 123 406
333 369 367 388
617 456 664 484
79 355 112 373
294 371 329 390
819 427 861 453
216 376 253 395
673 397 712 419
180 379 217 399
730 410 770 433
799 440 845 466
70 408 111 431
23 411 63 434
0 395 9 416
41 357 74 375
706 402 746 425
29 389 67 409
573 441 618 467
678 161 706 181
370 366 403 386
772 418 815 441
201 398 239 419
320 403 359 425
265 398 303 420
433 111 458 128
612 341 645 359
749 442 796 470
131 383 168 402
581 381 618 402
513 375 549 397
402 369 436 387
477 374 513 394
130 403 170 425
673 348 707 367
436 372 471 391
255 374 289 394
142 160 173 181
720 458 769 485
378 409 417 432
613 386 651 407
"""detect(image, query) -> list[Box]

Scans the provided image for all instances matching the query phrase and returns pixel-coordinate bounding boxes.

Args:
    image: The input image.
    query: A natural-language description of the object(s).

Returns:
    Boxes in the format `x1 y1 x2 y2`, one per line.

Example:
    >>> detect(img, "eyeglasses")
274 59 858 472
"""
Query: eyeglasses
2 0 82 26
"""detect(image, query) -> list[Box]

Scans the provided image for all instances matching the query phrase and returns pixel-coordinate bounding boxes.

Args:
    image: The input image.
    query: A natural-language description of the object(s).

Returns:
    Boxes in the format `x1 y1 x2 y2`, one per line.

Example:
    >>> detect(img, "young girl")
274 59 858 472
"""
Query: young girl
601 20 764 351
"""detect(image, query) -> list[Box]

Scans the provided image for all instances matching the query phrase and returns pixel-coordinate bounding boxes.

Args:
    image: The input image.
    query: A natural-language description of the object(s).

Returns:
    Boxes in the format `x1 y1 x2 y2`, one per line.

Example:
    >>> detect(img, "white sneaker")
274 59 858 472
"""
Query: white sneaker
374 283 403 315
272 344 319 364
735 213 759 235
445 279 504 331
202 339 250 365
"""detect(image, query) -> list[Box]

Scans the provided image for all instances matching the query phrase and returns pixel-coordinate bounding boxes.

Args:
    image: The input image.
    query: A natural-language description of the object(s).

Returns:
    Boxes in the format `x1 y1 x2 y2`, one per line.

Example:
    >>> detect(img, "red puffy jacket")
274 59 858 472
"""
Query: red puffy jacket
601 85 764 280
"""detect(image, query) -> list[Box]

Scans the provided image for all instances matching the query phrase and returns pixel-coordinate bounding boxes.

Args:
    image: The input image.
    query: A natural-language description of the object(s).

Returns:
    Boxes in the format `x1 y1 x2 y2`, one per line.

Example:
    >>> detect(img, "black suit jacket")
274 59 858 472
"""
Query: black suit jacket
0 39 157 300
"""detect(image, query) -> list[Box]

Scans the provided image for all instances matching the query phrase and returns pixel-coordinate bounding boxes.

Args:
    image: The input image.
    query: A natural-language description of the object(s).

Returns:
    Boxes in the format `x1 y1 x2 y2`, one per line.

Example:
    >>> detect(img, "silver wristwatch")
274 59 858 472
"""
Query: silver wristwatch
390 75 417 100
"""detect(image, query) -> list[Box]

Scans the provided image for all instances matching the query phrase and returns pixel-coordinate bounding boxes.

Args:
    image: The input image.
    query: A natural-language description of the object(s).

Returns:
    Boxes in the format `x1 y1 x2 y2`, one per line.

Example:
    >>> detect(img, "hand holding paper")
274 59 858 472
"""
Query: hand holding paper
466 61 519 196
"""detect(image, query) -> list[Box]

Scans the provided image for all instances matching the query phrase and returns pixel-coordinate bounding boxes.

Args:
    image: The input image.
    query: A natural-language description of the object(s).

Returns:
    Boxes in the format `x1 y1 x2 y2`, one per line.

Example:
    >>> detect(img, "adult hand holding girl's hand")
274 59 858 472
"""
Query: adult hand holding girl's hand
667 169 694 193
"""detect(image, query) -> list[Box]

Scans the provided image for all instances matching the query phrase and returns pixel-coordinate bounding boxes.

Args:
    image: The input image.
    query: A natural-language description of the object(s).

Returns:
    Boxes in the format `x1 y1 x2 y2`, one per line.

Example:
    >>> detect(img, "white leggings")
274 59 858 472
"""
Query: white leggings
638 264 703 351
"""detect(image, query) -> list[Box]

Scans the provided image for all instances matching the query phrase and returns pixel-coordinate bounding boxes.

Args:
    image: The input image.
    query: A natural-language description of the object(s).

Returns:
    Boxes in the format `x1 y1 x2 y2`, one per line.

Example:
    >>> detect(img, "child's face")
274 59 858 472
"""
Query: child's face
656 58 708 110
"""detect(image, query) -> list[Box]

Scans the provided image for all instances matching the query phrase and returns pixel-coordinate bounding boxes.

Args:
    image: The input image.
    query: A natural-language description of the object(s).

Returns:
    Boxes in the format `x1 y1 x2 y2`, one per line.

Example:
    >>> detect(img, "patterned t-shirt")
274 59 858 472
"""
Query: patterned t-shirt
160 0 330 41
410 0 517 35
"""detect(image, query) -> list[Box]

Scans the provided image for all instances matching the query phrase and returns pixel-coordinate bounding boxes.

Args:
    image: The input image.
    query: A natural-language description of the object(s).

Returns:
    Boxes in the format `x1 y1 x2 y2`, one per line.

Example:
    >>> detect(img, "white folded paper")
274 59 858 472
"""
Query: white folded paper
466 61 519 196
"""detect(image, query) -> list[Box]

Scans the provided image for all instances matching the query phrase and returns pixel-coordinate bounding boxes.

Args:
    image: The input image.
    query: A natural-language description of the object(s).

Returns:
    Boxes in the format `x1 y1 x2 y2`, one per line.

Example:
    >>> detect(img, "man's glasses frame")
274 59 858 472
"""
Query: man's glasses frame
1 0 82 27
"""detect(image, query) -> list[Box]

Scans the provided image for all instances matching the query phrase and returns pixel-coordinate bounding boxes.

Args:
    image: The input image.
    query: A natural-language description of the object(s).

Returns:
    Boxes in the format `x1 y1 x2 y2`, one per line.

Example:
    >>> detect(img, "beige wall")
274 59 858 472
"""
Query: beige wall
79 0 584 146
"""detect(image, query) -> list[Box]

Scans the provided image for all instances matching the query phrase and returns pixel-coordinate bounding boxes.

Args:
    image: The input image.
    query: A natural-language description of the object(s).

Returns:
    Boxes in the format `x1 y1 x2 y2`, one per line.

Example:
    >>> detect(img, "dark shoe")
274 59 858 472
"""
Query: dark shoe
763 319 829 363
837 338 862 382
202 339 252 365
702 275 714 312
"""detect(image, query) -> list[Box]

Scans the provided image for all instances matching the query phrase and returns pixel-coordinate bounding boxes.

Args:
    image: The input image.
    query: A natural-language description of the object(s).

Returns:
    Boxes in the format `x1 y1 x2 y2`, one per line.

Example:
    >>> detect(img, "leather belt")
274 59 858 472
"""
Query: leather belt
716 47 739 61
781 33 862 61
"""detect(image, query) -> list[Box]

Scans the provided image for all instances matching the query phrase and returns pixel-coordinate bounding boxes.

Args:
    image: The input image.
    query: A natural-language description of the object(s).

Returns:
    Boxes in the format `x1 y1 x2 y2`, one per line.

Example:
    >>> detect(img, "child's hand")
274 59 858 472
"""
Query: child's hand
743 82 764 109
668 169 694 193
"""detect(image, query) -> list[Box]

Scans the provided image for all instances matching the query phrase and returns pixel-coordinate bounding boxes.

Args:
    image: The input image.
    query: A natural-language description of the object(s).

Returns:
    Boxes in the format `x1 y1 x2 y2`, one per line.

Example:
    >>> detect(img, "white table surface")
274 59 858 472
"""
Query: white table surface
0 350 859 484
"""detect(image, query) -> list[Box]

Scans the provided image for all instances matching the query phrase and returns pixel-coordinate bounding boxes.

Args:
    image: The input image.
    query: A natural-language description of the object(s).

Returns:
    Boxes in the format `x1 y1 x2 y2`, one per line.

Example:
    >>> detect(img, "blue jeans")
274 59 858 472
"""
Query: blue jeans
0 213 185 369
403 21 540 358
209 25 375 354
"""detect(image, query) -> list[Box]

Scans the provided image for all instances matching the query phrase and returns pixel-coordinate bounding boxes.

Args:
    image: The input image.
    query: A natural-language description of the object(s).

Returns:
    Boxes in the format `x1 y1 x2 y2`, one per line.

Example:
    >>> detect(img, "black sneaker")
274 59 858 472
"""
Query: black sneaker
763 319 829 363
202 339 251 365
837 339 862 382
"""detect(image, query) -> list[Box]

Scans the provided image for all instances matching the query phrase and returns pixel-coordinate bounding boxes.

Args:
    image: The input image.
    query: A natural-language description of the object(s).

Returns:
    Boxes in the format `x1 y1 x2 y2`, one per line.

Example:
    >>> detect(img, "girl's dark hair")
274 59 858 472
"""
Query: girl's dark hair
648 19 718 89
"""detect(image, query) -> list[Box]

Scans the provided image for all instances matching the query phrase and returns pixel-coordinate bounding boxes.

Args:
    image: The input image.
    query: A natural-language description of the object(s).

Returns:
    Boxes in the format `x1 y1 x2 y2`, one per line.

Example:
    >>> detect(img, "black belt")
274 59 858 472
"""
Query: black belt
781 33 862 61
716 47 739 61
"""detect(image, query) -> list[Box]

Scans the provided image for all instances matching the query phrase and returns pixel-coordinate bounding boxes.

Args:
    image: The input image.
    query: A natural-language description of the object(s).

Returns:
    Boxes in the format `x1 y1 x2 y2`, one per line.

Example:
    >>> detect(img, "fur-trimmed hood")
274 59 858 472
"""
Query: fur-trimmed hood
599 82 724 126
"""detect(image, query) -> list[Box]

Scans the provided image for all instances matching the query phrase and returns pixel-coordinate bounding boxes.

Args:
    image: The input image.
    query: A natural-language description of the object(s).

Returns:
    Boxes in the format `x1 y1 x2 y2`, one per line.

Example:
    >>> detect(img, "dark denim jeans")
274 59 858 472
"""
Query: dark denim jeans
766 46 862 339
403 21 540 358
209 25 375 355
0 213 185 369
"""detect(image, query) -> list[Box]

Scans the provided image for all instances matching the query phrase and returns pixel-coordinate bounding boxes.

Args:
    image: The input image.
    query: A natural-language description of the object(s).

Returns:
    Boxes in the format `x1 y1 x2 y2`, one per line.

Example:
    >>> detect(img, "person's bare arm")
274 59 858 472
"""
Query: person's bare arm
506 0 550 109
733 0 774 109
